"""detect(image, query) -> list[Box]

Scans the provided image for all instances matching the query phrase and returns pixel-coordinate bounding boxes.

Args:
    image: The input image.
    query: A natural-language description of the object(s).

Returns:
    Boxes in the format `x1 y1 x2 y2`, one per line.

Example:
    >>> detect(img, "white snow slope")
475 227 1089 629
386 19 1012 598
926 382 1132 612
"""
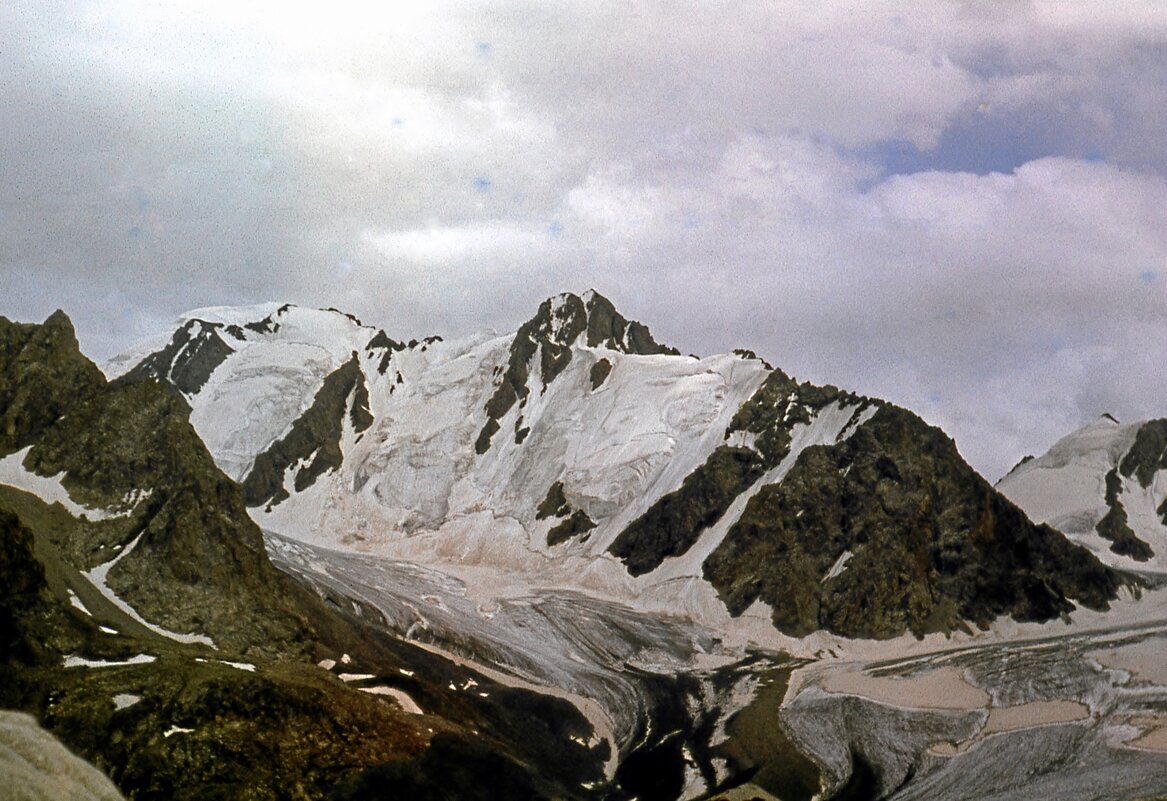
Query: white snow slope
997 415 1167 573
107 295 880 632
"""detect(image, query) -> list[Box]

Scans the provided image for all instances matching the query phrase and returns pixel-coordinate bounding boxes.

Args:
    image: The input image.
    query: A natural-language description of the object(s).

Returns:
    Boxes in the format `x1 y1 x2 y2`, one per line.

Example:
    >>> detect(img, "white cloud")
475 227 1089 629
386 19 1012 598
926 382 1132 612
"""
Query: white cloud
363 222 552 267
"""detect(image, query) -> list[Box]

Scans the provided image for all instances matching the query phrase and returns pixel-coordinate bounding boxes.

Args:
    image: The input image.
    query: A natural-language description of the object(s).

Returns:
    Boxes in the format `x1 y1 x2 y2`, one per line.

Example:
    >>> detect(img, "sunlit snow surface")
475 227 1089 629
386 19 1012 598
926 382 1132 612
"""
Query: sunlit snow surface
999 416 1167 573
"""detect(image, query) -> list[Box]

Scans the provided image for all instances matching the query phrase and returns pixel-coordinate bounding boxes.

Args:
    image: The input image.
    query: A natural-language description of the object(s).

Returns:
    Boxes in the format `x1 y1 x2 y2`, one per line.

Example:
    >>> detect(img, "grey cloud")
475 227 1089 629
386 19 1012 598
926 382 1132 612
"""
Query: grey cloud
2 1 1167 481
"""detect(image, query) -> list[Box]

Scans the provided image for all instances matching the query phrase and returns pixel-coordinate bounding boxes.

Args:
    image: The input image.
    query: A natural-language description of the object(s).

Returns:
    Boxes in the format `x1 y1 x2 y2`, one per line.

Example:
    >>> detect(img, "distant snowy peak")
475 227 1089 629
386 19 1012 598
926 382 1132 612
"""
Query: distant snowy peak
105 302 442 485
998 415 1167 572
110 303 398 396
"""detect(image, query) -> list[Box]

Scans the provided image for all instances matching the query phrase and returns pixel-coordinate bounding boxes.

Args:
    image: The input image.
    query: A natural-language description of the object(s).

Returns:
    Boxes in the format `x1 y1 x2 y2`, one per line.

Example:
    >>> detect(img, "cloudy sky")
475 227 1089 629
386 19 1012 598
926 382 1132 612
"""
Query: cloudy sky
3 1 1166 479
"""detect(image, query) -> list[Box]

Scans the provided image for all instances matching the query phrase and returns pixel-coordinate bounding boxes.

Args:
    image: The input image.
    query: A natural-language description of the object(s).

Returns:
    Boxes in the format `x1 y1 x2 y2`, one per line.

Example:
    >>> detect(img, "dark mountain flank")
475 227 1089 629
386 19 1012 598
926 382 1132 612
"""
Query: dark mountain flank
243 355 374 509
0 311 314 654
703 403 1129 639
122 318 236 397
610 365 1131 640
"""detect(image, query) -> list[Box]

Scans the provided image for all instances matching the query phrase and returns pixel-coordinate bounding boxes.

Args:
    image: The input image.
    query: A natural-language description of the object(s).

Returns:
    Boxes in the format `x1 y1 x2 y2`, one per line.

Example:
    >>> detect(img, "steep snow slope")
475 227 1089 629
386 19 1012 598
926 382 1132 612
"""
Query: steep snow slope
998 415 1167 573
234 321 781 626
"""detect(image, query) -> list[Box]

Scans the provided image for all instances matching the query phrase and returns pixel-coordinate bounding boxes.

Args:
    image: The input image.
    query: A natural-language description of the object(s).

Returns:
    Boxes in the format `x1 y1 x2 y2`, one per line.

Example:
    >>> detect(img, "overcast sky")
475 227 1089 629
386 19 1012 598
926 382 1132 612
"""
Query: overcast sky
3 1 1166 480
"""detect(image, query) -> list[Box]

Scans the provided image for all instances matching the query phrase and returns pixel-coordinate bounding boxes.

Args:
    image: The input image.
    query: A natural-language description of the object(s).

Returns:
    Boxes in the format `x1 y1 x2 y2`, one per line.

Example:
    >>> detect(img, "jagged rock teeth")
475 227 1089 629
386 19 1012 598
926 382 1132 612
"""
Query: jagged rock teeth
475 291 677 453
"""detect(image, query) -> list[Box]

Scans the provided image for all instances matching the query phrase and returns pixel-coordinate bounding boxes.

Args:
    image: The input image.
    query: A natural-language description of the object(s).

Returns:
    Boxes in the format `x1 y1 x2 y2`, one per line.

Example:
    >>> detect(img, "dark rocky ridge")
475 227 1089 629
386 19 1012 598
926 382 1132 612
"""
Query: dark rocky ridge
703 404 1130 639
243 355 374 509
1120 418 1167 528
122 319 235 397
0 312 315 655
609 370 867 575
365 329 406 375
475 291 677 454
1120 419 1167 489
1095 468 1154 560
609 363 1131 639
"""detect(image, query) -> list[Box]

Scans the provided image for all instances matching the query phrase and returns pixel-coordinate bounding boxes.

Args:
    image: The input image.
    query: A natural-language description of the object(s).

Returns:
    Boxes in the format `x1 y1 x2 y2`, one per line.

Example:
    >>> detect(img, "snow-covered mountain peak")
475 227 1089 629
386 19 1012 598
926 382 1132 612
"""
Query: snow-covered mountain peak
175 301 285 328
104 296 1131 642
524 290 679 356
999 415 1167 572
1031 415 1140 472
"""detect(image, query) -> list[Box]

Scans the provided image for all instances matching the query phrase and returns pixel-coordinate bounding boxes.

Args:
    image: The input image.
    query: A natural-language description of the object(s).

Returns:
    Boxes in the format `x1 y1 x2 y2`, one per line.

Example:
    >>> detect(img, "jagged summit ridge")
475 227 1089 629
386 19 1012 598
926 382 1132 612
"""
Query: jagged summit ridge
475 290 679 453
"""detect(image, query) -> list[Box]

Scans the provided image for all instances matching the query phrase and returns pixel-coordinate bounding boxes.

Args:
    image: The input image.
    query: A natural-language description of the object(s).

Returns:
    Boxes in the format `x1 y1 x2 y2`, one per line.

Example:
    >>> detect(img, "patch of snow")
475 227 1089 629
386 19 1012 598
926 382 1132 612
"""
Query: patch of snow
67 590 91 616
724 430 760 453
64 654 156 669
163 726 194 738
318 658 337 670
358 686 424 714
99 625 118 635
339 673 376 682
823 550 853 582
84 533 216 647
0 447 124 521
112 694 141 710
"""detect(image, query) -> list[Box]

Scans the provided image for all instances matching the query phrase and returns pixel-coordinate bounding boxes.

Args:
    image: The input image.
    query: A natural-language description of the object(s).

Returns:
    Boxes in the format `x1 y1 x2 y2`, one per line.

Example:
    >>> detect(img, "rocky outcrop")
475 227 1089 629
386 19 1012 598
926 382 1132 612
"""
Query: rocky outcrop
703 405 1127 639
1096 468 1153 560
0 312 315 655
121 319 235 397
1119 419 1167 529
476 291 677 454
537 482 597 546
609 371 862 575
243 356 374 509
